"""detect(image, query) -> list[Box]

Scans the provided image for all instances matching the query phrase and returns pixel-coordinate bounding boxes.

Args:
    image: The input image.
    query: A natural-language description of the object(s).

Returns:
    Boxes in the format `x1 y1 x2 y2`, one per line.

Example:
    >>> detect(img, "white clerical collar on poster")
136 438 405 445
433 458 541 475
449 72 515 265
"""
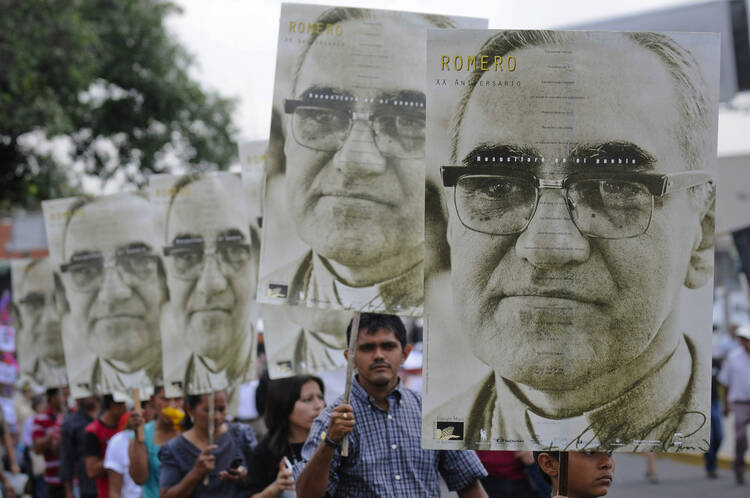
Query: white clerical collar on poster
315 253 423 315
93 359 153 395
183 332 254 394
517 336 693 451
447 333 701 452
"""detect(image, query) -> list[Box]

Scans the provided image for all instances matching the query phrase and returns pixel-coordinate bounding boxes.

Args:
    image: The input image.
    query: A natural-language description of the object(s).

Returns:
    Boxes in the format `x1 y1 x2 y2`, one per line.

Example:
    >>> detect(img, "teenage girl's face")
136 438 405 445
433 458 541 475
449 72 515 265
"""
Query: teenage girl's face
289 381 326 433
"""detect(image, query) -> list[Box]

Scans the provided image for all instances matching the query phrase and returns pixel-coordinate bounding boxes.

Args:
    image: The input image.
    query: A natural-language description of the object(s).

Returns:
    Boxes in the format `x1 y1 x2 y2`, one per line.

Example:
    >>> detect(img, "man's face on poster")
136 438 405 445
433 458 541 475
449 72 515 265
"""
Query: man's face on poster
164 177 252 361
448 39 713 391
62 195 163 369
284 19 425 268
16 259 65 367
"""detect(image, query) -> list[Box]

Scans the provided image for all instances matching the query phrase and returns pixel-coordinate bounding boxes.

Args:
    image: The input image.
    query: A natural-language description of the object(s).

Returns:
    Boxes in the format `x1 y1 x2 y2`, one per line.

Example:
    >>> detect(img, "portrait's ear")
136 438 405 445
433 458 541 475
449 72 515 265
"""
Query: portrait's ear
684 184 715 289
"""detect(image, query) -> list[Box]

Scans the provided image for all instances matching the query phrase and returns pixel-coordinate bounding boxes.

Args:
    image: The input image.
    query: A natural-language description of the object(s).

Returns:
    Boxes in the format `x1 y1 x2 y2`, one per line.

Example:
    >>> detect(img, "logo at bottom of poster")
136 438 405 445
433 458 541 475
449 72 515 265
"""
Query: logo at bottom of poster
435 420 464 441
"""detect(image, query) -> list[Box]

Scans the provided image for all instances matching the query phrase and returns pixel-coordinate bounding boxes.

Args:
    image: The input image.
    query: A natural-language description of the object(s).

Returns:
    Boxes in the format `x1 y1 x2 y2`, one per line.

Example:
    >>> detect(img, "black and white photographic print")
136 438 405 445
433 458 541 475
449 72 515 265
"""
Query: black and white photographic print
150 172 257 395
42 193 164 397
256 3 486 316
261 303 352 378
11 258 68 388
422 29 720 453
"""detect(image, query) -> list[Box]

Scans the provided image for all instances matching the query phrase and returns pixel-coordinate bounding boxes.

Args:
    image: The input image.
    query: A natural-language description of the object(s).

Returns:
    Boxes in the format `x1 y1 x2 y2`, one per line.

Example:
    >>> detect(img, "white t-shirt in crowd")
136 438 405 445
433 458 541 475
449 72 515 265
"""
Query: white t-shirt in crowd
104 430 142 498
718 347 750 403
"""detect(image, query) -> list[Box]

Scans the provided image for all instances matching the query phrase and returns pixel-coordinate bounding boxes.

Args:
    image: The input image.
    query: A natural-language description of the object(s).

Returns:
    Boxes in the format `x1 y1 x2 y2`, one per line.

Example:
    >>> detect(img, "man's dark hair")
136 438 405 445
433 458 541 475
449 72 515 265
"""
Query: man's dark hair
45 388 60 400
346 313 407 350
101 394 121 411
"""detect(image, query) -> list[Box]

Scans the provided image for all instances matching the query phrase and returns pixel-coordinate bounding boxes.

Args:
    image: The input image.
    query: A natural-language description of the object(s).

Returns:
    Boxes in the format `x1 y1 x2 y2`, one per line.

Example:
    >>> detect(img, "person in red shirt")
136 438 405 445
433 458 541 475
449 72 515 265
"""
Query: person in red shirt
32 388 65 498
476 450 541 497
84 395 127 498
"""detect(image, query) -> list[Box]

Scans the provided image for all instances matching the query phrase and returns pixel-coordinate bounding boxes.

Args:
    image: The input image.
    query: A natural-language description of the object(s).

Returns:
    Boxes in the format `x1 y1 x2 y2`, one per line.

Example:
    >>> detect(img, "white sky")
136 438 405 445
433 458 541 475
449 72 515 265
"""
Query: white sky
167 0 750 156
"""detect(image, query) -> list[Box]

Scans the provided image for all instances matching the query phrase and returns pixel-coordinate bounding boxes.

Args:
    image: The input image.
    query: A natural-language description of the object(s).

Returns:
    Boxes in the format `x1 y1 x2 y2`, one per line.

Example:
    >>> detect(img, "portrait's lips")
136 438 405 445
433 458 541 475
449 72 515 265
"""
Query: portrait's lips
370 362 391 371
499 288 606 306
92 313 144 323
189 307 231 316
317 190 393 207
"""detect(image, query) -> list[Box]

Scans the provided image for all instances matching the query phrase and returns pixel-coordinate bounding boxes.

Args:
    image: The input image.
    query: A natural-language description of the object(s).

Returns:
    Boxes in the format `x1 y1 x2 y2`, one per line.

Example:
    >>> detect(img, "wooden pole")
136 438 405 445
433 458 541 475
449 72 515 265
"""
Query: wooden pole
131 388 145 443
559 451 569 496
203 391 215 486
340 311 361 457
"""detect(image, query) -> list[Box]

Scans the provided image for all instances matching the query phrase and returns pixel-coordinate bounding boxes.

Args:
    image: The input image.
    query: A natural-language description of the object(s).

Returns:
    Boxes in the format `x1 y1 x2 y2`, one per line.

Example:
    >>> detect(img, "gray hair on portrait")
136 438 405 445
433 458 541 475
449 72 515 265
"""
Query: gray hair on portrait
62 192 151 256
450 30 713 180
291 7 457 94
164 173 203 244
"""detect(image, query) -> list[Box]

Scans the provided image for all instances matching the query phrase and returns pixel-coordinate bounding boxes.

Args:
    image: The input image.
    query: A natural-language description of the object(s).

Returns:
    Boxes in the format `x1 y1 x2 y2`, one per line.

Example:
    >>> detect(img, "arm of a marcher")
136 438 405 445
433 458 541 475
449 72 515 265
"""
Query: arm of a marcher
128 436 149 484
457 480 489 498
107 469 123 498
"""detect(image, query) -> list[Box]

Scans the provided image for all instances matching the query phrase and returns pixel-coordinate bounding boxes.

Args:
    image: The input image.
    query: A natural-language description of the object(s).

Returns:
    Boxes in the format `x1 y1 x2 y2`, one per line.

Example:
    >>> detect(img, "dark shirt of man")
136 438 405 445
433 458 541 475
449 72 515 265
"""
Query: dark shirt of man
60 409 98 498
84 419 119 498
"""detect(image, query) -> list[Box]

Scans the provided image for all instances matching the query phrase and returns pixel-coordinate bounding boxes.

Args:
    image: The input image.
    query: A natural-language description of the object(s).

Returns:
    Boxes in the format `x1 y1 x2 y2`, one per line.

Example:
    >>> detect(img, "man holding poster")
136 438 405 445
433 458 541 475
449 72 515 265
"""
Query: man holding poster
424 30 719 452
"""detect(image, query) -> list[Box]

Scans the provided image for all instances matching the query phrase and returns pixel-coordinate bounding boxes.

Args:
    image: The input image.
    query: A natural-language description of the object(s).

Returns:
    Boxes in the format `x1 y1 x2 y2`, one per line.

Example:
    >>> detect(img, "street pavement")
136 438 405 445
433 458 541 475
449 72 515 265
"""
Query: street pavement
606 453 746 498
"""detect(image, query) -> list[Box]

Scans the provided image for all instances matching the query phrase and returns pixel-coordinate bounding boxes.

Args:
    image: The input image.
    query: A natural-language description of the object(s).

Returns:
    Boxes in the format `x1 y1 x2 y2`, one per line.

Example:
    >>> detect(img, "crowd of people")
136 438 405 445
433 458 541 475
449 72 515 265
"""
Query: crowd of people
0 314 747 497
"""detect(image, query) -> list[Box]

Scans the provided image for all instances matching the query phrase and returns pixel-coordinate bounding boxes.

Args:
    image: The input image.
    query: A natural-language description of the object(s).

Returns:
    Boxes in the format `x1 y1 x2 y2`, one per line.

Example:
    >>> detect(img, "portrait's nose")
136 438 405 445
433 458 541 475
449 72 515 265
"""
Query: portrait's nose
41 299 61 326
332 119 387 177
515 189 591 267
98 266 133 303
195 255 229 295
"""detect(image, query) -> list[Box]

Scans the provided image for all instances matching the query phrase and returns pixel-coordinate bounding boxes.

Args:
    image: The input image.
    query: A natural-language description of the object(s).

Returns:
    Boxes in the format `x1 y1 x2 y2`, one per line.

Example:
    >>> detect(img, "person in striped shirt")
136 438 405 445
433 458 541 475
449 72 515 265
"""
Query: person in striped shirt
32 388 66 497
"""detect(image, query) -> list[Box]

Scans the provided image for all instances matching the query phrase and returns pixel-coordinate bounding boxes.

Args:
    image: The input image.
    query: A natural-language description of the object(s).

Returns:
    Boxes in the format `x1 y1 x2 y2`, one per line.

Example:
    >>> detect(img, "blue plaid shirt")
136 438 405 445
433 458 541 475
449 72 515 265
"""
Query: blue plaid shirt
294 377 487 497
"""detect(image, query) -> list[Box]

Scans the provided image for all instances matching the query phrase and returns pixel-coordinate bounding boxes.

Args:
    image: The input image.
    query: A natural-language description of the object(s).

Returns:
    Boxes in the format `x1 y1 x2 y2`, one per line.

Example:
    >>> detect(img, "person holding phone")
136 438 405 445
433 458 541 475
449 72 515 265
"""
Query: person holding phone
158 391 256 498
247 375 327 497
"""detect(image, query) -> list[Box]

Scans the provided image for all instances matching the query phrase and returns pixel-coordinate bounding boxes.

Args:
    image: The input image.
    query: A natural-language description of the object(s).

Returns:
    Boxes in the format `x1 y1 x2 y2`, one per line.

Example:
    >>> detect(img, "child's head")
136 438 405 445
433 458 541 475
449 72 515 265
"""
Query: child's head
534 451 615 498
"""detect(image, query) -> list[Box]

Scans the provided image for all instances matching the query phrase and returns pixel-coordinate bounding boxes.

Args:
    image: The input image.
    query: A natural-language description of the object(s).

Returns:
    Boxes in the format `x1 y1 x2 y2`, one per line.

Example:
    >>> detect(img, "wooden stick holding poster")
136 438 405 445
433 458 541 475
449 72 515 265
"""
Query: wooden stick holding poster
341 312 361 457
131 388 145 442
204 392 215 486
558 451 569 496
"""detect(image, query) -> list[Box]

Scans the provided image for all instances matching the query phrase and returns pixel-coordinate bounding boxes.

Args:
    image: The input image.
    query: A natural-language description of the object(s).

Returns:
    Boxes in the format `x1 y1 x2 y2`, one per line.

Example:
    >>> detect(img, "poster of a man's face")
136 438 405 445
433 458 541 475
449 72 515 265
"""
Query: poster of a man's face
256 4 486 316
42 193 165 397
11 258 67 388
151 172 256 395
422 30 719 453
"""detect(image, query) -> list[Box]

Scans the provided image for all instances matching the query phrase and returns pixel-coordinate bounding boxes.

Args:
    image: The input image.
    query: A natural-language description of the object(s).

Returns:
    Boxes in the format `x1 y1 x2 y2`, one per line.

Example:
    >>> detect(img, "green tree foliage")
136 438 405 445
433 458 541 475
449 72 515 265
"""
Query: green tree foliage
0 0 238 210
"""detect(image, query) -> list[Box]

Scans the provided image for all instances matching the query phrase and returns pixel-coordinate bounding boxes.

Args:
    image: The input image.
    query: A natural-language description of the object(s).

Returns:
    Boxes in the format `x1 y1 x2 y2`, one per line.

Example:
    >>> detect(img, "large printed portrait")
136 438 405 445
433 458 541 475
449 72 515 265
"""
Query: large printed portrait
422 30 720 452
256 4 486 316
150 172 257 395
42 193 164 397
11 258 68 388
